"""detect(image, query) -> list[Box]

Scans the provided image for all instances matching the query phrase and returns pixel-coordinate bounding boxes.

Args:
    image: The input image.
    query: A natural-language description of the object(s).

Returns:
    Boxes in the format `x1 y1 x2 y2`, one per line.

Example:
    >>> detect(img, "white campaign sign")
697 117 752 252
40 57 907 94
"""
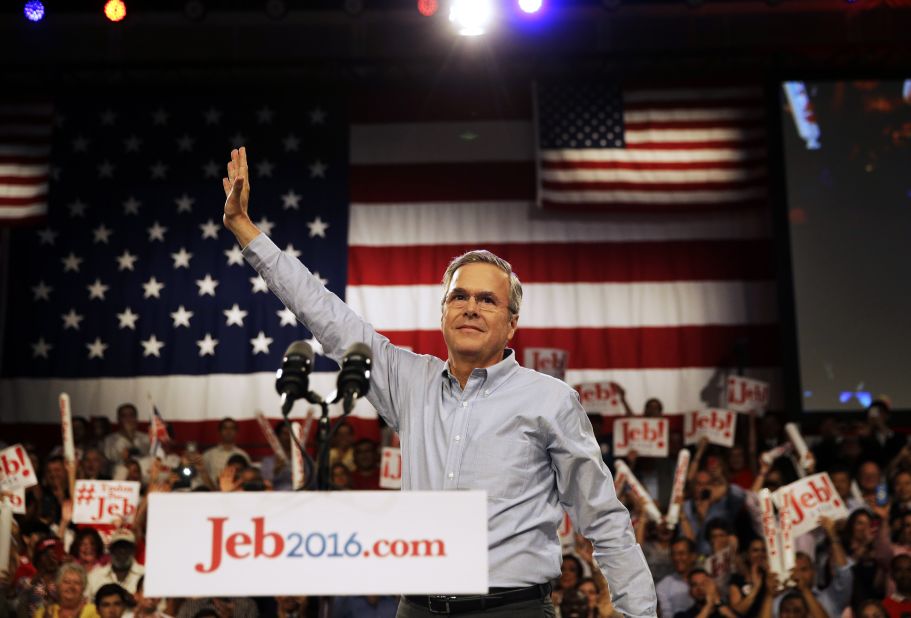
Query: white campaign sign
726 376 770 414
684 409 737 447
73 480 141 525
379 447 402 489
523 348 568 381
613 418 668 457
145 491 488 597
7 488 26 515
0 444 38 492
574 382 626 415
772 473 848 538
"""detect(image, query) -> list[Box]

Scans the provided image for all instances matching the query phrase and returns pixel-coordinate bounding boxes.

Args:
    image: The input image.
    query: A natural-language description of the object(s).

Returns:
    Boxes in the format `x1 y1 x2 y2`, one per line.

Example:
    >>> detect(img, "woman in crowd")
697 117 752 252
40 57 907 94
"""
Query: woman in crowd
34 563 98 618
68 529 107 575
728 538 768 618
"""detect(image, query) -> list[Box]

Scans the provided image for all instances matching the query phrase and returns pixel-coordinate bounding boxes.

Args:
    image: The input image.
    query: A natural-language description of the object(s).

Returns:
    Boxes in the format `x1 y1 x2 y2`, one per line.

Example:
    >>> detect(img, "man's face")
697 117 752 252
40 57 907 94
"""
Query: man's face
220 421 237 445
896 473 911 502
644 399 662 417
353 442 378 471
118 406 138 433
578 581 598 607
780 597 808 618
693 472 712 499
858 462 881 492
688 572 709 603
794 555 814 589
110 543 135 571
441 263 517 367
45 460 66 486
98 594 126 618
671 541 695 575
831 471 851 499
83 449 105 477
58 570 84 607
894 557 911 594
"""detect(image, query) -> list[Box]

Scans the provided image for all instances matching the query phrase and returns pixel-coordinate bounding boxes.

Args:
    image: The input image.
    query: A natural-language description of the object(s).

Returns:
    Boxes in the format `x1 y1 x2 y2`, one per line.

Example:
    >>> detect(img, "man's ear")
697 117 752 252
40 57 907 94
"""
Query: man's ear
506 314 518 341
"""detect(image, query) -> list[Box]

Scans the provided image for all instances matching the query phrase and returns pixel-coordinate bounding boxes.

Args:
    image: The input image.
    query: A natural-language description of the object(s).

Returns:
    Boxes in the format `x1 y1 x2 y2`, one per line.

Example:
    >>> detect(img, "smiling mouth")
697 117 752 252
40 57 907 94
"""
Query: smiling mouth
457 325 484 332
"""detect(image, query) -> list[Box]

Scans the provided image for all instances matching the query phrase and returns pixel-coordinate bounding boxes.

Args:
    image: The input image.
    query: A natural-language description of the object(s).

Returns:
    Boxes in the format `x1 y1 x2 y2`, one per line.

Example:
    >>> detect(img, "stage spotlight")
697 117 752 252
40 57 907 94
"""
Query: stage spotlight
449 0 494 36
184 0 206 21
104 0 127 21
24 1 45 22
417 0 439 17
518 0 543 14
264 0 287 19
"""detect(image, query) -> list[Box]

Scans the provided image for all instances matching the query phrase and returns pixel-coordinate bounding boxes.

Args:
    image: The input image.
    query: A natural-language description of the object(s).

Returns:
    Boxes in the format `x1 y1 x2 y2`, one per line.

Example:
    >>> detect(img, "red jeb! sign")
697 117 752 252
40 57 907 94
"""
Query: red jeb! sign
772 472 848 538
0 444 38 492
73 480 141 525
684 409 737 448
613 418 668 458
574 382 626 415
523 348 568 381
726 376 770 414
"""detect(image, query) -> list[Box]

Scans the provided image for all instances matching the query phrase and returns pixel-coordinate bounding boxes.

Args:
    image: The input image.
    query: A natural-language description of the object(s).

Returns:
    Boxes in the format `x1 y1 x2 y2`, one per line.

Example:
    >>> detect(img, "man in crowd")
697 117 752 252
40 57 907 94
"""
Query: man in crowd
673 569 737 618
684 470 746 556
883 554 911 618
96 583 131 618
657 538 698 618
87 530 145 600
103 404 150 468
222 146 656 616
202 417 250 483
350 439 381 490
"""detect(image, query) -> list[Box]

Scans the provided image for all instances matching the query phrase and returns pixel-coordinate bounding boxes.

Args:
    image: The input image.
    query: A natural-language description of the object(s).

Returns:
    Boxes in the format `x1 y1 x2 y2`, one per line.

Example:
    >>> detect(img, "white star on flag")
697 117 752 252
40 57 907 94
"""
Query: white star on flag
37 228 58 245
250 275 269 294
255 217 274 236
256 160 274 178
141 335 165 357
282 134 300 151
307 216 329 238
177 134 195 152
92 224 112 244
117 307 139 330
281 190 301 210
199 219 220 240
277 307 297 327
61 253 82 273
87 279 109 300
202 160 219 178
175 194 194 213
68 200 87 217
224 303 248 327
250 331 274 355
124 135 142 152
171 248 193 269
150 161 168 179
143 277 165 299
309 160 327 178
86 338 108 359
148 221 168 242
171 305 194 328
116 250 138 271
152 108 169 125
32 281 52 301
284 244 301 259
97 160 114 178
61 309 83 330
196 274 219 296
197 334 218 356
224 246 245 266
204 107 222 125
310 107 326 124
123 196 141 215
31 338 52 359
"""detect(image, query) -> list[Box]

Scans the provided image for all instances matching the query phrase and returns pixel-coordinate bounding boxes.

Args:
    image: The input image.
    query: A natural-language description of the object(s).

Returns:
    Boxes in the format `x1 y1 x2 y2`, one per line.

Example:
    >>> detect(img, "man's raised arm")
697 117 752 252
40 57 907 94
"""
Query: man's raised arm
222 147 261 248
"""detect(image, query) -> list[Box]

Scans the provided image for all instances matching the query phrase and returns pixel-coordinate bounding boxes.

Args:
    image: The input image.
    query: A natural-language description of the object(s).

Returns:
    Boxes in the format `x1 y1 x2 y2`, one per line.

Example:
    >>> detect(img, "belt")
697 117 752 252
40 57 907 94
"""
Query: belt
404 583 552 614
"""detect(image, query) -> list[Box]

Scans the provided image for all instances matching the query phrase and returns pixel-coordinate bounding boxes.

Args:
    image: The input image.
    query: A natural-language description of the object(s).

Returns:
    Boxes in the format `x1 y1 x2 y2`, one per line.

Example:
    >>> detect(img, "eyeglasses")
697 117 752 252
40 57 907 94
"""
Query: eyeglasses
444 291 504 313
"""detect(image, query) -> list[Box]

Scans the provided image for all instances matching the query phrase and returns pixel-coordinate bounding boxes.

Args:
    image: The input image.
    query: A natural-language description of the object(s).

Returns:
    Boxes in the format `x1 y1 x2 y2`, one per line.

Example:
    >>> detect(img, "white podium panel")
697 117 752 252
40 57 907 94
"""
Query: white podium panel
145 491 488 597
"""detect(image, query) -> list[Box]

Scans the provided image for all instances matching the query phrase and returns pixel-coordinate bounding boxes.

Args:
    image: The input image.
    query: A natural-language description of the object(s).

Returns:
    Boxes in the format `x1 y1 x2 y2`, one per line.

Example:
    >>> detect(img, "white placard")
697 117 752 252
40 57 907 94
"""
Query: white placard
4 488 26 515
60 393 75 464
557 511 574 548
523 348 568 381
759 488 785 582
683 409 737 447
145 491 488 597
291 422 305 491
379 447 402 489
0 498 11 575
73 480 141 525
613 418 668 457
666 449 691 528
255 411 287 464
725 376 770 414
0 444 38 492
773 473 848 538
574 382 626 415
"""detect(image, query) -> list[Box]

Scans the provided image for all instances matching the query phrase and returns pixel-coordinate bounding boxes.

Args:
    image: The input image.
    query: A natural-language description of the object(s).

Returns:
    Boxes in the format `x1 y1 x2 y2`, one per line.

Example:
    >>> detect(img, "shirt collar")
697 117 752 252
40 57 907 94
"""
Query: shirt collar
441 348 519 393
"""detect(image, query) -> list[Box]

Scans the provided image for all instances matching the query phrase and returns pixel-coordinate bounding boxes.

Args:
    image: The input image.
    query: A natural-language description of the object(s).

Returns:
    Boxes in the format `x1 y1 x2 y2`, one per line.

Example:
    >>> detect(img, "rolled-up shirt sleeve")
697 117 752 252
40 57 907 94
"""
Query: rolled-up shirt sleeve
547 389 658 618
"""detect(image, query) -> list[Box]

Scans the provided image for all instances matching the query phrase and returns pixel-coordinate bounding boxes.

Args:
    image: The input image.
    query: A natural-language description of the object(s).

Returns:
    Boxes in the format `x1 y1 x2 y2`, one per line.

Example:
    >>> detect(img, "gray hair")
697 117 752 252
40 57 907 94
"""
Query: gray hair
56 561 87 590
441 250 523 317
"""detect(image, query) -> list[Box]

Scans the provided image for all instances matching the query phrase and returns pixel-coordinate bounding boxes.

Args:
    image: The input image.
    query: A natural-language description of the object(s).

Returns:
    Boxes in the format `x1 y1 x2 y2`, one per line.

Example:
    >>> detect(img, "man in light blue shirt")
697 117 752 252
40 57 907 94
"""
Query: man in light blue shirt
221 147 657 617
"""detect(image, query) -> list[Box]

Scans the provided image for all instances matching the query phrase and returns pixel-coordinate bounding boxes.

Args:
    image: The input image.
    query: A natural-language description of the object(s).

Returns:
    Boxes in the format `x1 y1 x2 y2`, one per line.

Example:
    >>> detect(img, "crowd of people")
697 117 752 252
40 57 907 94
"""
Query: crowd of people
1 397 910 618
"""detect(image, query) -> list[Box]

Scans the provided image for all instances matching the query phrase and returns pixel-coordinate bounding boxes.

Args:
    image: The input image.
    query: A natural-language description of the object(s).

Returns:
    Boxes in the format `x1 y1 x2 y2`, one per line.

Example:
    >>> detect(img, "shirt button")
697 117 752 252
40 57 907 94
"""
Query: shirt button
455 435 461 442
448 472 454 479
461 401 468 408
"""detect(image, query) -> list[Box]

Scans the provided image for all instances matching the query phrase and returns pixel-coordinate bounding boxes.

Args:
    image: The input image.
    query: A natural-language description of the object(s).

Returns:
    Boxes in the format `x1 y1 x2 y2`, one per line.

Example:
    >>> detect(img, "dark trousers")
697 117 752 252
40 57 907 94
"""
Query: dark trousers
396 596 556 617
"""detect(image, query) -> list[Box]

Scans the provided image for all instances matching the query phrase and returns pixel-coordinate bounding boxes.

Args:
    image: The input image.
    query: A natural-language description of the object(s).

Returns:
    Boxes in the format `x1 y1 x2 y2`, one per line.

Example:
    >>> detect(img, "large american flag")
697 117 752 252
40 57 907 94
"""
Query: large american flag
347 82 780 413
536 84 769 211
0 102 52 223
0 95 351 443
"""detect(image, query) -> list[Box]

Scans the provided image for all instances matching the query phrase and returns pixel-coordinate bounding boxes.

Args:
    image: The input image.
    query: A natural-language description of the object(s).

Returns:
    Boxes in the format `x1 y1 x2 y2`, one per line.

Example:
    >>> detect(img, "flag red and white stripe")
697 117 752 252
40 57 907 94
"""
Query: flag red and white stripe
0 102 52 223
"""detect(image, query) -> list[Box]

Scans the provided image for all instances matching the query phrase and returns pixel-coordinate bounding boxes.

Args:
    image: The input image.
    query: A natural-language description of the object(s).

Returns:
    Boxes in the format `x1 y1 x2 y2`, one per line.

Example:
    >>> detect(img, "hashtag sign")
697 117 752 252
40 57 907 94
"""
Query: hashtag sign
76 484 95 504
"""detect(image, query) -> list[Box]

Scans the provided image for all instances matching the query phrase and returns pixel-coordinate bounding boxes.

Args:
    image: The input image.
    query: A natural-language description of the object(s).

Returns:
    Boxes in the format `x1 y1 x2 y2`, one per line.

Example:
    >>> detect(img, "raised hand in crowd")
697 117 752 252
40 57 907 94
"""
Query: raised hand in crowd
218 465 241 493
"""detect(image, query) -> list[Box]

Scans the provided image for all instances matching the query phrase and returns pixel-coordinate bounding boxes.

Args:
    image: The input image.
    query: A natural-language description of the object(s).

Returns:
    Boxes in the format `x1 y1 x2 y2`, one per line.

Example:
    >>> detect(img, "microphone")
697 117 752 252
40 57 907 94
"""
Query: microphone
335 342 372 413
275 341 314 417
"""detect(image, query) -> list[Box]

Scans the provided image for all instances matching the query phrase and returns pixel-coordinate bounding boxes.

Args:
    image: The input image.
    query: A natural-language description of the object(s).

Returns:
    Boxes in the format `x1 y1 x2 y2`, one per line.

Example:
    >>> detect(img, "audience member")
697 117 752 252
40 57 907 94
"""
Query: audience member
201 418 250 484
87 530 144 600
34 562 98 618
657 538 698 618
103 405 150 469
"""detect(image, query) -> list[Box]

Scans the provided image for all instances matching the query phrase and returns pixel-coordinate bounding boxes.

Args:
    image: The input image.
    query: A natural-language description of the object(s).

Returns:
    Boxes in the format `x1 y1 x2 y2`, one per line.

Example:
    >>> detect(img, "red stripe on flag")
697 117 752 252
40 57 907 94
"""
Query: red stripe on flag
623 98 764 111
541 159 767 171
381 324 781 369
541 178 768 192
347 240 775 286
0 175 47 185
0 194 48 206
350 162 535 202
624 119 767 131
624 139 767 150
538 199 769 211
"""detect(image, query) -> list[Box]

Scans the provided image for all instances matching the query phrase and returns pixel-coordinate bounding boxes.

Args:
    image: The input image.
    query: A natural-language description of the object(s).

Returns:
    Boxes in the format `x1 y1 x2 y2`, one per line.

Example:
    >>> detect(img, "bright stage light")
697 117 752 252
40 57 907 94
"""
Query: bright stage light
449 0 494 36
518 0 543 14
104 0 127 22
24 1 45 22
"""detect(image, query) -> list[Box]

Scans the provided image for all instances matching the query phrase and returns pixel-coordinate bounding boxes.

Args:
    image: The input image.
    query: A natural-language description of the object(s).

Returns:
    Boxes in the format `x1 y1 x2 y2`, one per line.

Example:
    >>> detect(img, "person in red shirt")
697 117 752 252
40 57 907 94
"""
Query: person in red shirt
884 554 911 618
350 439 381 490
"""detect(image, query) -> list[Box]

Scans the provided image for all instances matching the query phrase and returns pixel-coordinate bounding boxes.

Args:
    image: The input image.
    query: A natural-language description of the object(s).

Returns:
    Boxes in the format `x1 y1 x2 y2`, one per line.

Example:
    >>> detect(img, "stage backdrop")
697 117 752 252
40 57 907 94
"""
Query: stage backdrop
0 83 780 450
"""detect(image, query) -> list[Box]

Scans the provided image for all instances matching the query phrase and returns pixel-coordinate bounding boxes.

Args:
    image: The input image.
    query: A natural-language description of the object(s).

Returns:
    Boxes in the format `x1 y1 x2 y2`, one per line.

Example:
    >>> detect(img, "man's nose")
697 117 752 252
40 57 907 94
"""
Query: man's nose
463 296 479 315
